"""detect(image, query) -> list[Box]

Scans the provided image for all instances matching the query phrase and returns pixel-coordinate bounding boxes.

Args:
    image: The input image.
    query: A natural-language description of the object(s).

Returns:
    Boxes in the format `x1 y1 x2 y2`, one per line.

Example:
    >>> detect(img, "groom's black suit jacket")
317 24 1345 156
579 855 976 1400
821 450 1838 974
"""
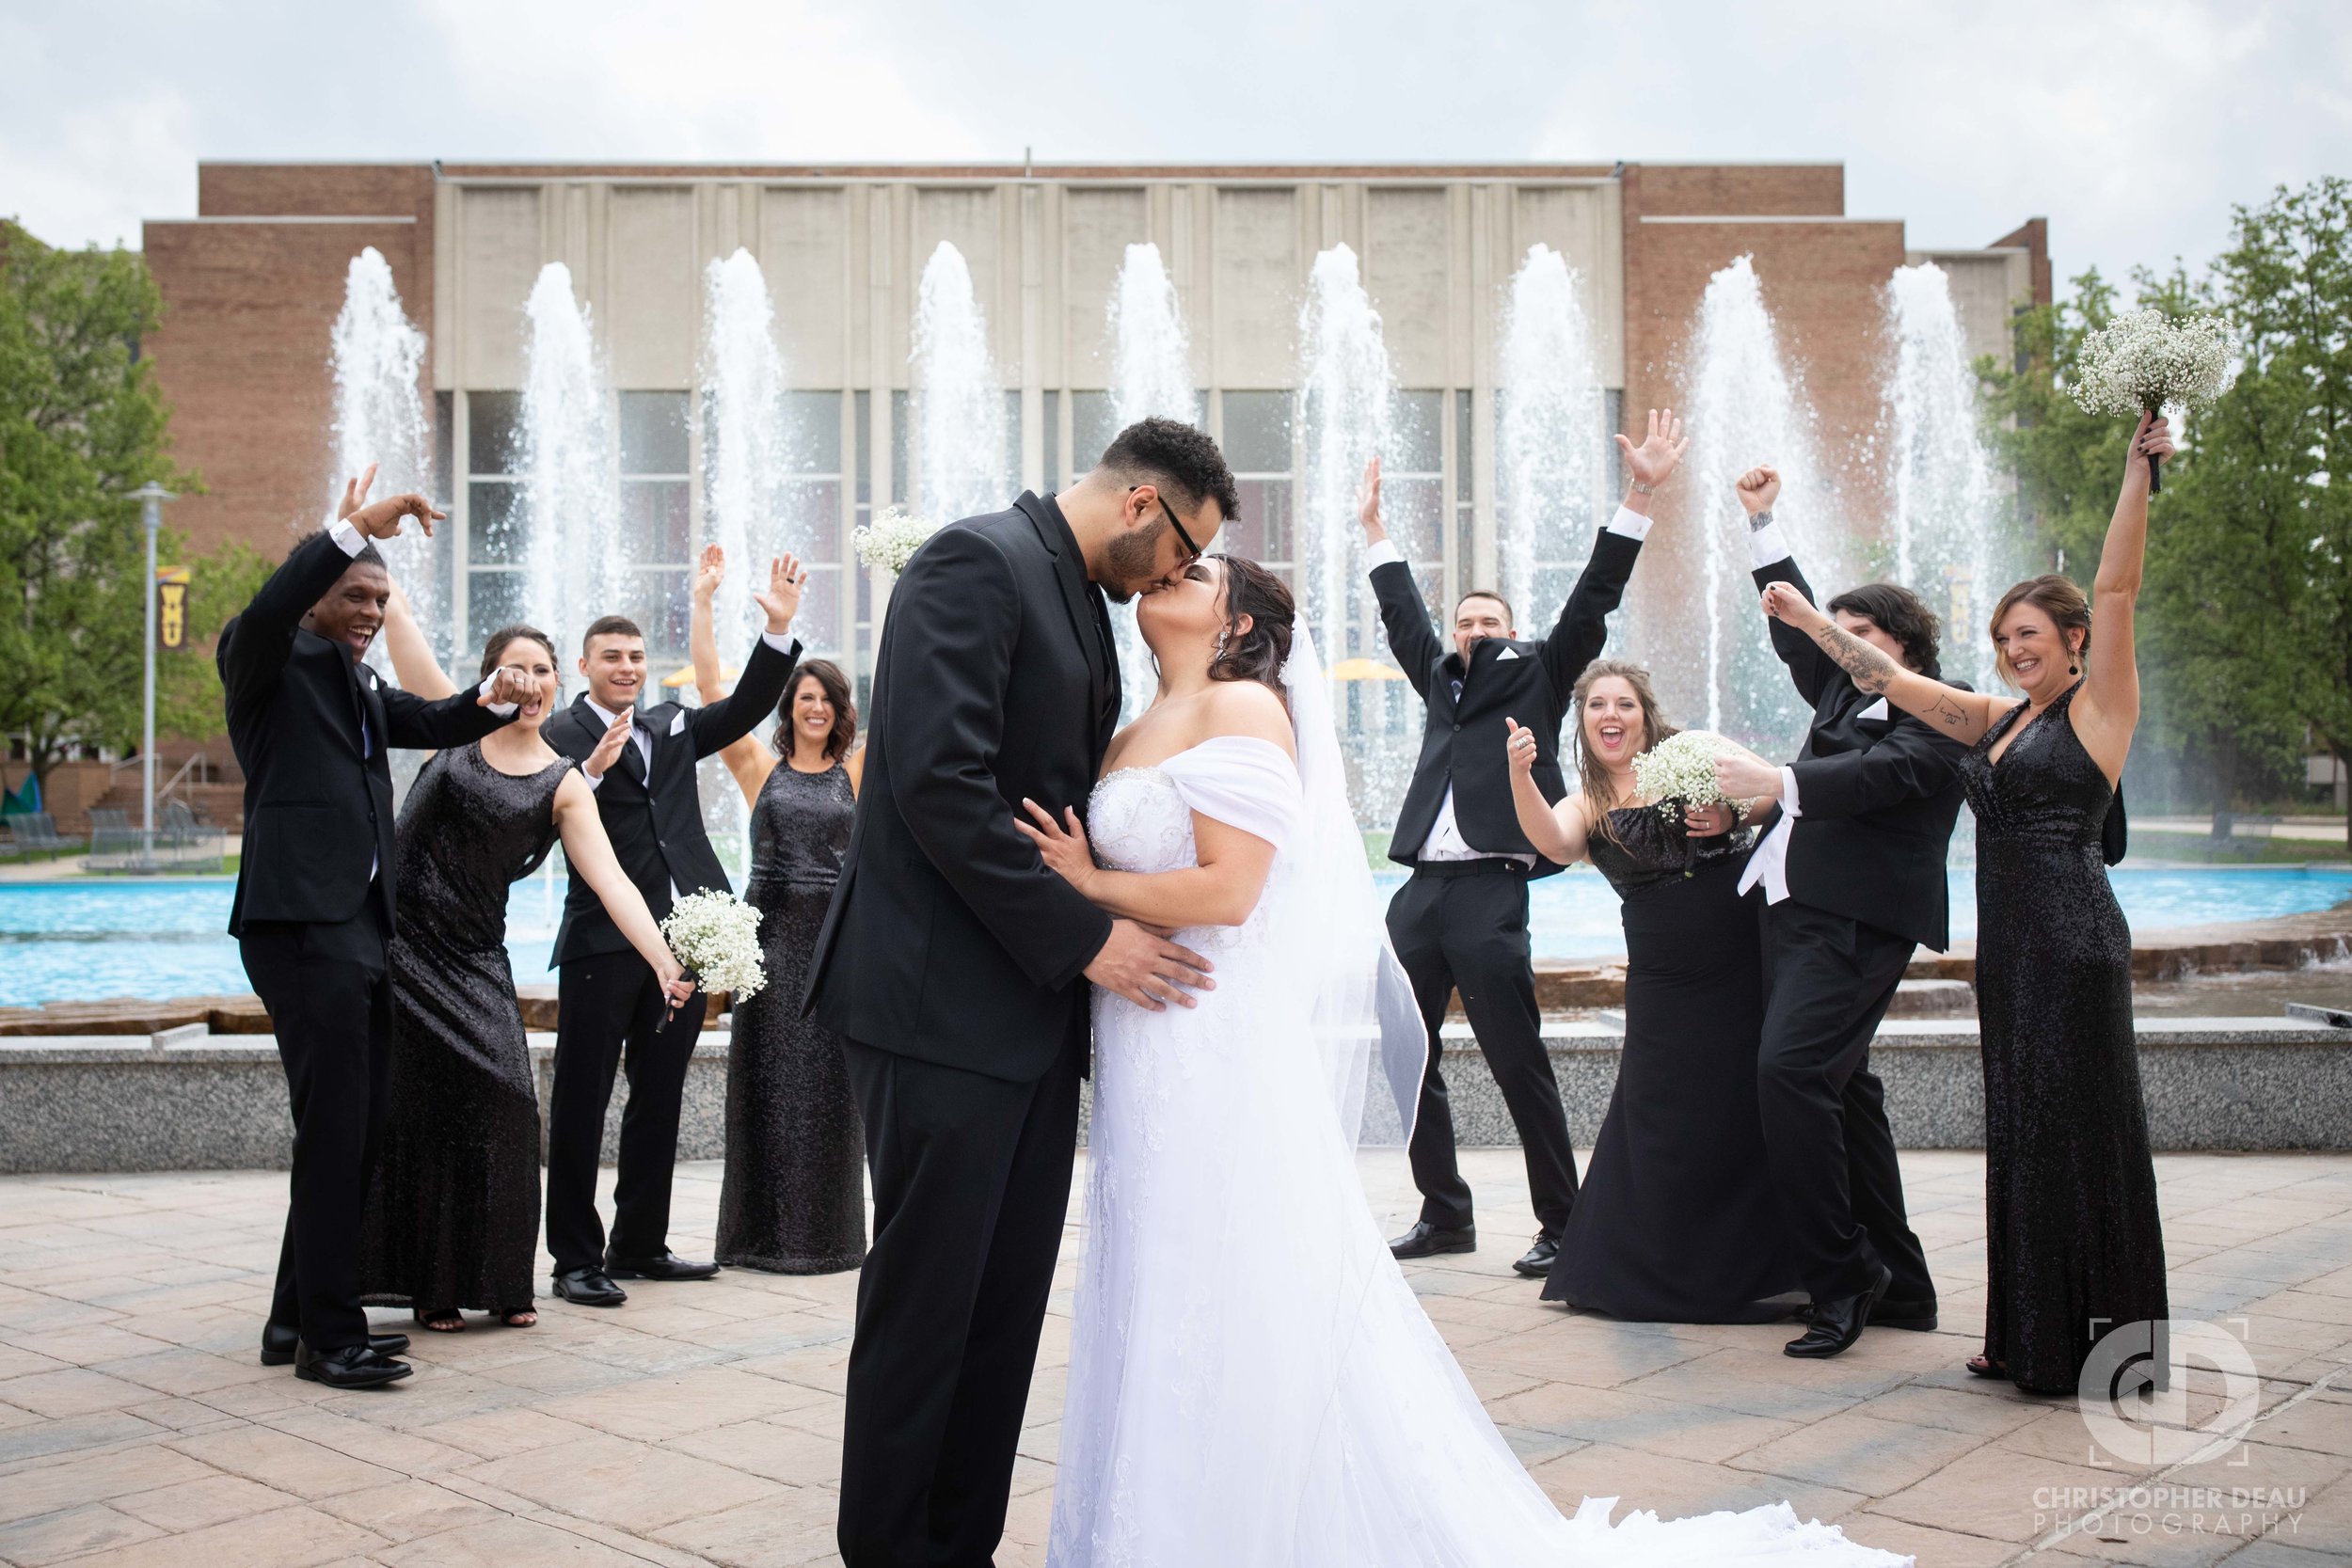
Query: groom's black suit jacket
540 631 798 966
218 528 506 937
1755 552 1969 952
804 491 1119 1084
1374 528 1643 878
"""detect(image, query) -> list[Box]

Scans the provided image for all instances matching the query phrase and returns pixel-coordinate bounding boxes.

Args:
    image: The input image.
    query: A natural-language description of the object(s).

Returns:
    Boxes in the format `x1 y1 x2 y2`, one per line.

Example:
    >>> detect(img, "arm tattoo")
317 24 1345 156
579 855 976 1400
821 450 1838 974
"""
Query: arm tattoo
1926 693 1973 731
1815 624 1898 694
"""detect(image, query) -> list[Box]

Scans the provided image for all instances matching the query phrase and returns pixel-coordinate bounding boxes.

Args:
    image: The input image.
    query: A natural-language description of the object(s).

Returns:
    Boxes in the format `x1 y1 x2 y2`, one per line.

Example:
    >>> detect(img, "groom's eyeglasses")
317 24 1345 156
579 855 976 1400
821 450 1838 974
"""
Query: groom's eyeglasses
1133 486 1204 567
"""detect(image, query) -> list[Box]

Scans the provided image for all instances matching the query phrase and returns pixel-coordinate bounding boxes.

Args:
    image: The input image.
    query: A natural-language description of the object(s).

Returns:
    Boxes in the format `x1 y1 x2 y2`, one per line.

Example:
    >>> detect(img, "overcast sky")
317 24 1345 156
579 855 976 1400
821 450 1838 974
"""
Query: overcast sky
4 0 2344 296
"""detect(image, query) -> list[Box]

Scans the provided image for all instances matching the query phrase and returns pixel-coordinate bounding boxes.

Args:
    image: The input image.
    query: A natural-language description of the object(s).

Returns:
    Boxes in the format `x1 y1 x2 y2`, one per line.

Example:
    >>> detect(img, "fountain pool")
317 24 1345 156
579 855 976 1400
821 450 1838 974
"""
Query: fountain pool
7 868 2346 1008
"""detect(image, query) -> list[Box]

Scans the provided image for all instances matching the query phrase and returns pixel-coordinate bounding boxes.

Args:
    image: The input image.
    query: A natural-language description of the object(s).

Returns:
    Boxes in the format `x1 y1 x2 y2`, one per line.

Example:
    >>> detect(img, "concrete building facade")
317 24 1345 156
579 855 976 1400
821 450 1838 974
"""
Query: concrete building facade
143 161 2046 682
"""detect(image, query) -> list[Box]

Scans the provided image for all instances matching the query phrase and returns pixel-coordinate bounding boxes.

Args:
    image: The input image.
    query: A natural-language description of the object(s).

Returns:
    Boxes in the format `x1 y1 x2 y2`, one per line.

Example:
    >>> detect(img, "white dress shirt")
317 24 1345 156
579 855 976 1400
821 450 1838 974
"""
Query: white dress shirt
1737 508 1803 904
1366 507 1652 865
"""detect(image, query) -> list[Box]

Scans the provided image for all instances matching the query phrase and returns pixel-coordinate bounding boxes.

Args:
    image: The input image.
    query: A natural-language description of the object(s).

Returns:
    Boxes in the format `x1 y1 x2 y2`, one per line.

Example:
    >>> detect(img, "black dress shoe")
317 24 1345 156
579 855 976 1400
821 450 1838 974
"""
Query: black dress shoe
552 1267 628 1307
1872 1297 1939 1332
260 1323 410 1367
1389 1221 1477 1260
1786 1264 1894 1359
604 1251 721 1282
1512 1234 1561 1279
294 1341 412 1388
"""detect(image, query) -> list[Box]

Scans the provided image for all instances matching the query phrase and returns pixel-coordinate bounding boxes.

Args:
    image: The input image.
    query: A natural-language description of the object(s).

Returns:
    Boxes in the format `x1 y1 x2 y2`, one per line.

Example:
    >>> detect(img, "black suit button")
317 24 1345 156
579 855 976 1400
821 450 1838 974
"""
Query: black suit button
1452 723 1461 733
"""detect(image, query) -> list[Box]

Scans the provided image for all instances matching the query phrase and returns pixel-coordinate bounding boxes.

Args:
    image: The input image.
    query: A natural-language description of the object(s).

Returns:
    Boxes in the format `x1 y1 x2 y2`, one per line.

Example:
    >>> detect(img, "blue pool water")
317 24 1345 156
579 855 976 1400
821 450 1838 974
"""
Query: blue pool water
6 864 2350 1007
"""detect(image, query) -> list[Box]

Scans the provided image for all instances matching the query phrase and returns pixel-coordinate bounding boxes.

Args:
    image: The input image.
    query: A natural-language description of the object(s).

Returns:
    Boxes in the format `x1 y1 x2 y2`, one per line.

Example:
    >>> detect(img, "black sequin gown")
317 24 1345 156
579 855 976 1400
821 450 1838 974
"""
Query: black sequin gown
1544 810 1801 1322
1963 685 2166 1393
361 743 573 1313
716 760 866 1274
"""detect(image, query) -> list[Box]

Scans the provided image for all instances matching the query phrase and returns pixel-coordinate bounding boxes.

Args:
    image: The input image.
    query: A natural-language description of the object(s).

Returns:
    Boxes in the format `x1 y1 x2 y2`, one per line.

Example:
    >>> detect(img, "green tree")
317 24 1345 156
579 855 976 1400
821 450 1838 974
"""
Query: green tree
1979 268 2135 577
0 218 242 797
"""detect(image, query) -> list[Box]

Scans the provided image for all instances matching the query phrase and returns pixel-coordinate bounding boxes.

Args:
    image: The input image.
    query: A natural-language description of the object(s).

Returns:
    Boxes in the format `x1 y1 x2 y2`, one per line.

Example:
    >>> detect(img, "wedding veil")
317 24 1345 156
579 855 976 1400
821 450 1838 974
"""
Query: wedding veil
1277 626 1428 1147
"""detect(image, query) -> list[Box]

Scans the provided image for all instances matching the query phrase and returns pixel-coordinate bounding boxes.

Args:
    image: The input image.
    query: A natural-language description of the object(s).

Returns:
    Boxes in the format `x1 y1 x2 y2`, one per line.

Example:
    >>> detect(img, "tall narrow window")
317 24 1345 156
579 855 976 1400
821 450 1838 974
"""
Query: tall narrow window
1217 391 1295 591
1387 390 1447 626
779 390 845 660
618 391 692 657
464 390 525 650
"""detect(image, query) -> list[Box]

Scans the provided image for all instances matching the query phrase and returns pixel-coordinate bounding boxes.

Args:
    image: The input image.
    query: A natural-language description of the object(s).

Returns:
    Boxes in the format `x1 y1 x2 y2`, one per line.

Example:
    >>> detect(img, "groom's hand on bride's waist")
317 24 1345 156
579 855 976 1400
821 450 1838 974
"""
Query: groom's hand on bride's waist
1087 919 1214 1012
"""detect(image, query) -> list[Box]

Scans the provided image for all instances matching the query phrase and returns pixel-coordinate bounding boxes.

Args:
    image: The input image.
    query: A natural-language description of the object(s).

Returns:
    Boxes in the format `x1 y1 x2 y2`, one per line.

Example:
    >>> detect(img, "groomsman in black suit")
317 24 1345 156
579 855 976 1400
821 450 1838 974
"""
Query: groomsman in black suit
806 419 1232 1567
538 556 804 1307
222 483 528 1388
1367 409 1688 1280
1713 463 1964 1357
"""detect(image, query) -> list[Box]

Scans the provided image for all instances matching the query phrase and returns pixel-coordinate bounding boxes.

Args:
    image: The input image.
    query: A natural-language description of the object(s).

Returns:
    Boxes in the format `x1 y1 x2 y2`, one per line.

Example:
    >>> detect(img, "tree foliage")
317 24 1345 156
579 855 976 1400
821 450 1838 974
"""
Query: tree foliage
0 219 261 790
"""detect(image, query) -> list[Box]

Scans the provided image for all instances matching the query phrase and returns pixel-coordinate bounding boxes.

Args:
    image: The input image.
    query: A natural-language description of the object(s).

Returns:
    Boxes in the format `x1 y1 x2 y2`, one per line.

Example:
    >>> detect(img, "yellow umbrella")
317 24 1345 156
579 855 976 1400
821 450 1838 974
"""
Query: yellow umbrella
1328 657 1407 682
661 663 739 689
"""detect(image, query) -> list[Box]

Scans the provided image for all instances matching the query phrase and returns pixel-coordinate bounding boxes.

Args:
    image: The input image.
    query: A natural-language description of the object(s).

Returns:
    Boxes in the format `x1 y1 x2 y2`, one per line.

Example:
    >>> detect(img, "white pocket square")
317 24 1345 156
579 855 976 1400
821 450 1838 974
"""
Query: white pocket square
1858 697 1890 722
668 711 688 736
1496 647 1521 661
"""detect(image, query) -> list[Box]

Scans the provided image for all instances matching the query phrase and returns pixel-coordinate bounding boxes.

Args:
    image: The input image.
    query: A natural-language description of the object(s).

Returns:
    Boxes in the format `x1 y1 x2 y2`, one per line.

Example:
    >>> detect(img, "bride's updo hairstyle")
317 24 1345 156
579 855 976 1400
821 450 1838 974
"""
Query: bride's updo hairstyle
1206 554 1295 696
480 626 560 680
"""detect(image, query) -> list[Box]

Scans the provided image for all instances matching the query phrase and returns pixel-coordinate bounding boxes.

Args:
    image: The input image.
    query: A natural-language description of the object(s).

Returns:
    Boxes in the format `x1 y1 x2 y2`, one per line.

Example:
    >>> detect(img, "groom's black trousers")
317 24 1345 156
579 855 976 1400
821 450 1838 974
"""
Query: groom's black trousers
1388 863 1579 1239
242 903 393 1354
837 1034 1081 1568
1756 899 1935 1306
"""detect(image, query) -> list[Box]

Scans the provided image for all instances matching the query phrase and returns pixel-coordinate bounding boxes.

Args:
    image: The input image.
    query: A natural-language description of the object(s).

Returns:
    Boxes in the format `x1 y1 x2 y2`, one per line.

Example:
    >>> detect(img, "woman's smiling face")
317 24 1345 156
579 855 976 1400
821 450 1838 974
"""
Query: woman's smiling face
1581 675 1645 767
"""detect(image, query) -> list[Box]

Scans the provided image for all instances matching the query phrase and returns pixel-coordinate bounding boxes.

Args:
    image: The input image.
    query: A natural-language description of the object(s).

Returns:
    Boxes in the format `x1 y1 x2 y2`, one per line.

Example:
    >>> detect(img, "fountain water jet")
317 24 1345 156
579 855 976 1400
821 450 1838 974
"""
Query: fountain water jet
518 263 625 648
327 248 436 673
701 249 791 650
1297 245 1408 826
1104 242 1196 718
911 243 1006 527
1883 261 2007 689
1497 243 1609 632
1679 255 1838 748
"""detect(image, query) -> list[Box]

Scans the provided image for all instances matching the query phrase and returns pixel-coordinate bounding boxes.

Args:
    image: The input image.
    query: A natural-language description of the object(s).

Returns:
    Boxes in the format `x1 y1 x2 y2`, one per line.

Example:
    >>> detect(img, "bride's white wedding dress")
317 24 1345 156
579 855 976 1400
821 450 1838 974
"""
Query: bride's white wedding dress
1046 670 1911 1565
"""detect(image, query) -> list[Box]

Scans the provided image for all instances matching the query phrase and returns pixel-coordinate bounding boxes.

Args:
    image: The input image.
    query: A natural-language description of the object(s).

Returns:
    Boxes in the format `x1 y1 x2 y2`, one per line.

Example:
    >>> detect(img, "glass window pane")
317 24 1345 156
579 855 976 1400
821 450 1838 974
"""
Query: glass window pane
467 569 525 647
1221 391 1292 474
853 390 871 504
795 564 843 654
1042 389 1060 494
621 568 691 655
1072 391 1117 473
1391 390 1443 474
468 391 520 476
890 389 909 505
468 481 524 565
1455 389 1473 502
781 479 842 562
623 480 691 564
619 390 690 475
784 390 842 474
1386 476 1444 565
1231 477 1294 566
1006 390 1024 491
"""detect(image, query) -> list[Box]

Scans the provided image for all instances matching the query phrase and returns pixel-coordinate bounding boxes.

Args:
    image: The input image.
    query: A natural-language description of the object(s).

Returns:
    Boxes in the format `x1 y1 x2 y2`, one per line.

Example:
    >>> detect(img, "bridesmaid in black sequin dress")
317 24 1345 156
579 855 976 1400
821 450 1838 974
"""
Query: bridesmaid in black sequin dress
1762 412 2175 1391
362 602 694 1332
1508 660 1799 1323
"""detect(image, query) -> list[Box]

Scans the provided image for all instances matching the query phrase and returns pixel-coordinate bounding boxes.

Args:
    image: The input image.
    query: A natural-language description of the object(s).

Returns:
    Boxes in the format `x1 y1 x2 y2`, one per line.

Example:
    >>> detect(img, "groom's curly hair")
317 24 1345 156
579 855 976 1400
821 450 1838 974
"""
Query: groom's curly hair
1207 555 1295 700
1099 417 1241 525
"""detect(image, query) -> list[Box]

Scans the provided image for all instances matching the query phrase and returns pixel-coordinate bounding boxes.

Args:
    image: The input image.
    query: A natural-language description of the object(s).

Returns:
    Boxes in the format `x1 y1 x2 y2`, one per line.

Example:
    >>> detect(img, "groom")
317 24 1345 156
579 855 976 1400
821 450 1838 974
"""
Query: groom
806 417 1236 1567
1713 464 1962 1358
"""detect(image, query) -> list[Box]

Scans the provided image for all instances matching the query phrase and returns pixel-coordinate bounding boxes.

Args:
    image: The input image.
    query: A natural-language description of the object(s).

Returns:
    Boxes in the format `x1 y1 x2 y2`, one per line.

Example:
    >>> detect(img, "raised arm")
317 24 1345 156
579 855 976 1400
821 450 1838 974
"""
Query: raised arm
1538 408 1688 694
2072 413 2171 784
685 552 803 760
690 544 777 806
882 527 1115 988
549 770 694 1005
1733 466 1838 706
1358 456 1443 696
1504 716 1591 863
1761 581 2010 748
381 581 457 701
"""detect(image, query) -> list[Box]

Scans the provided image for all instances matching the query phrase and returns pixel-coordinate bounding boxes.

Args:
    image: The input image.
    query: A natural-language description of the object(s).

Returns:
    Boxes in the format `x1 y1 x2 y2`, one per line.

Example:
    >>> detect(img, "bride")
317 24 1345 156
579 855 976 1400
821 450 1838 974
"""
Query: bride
1014 552 1911 1566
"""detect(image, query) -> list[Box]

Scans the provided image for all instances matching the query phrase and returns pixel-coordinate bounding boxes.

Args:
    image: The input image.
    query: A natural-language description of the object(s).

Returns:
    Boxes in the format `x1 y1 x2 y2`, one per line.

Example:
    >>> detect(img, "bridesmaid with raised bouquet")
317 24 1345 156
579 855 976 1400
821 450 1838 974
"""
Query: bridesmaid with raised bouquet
1760 411 2177 1393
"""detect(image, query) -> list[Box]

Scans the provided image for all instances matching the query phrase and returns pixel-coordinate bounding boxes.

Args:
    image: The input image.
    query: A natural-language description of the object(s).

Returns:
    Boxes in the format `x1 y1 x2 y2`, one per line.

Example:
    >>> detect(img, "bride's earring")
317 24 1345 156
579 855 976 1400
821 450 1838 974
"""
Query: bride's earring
1213 628 1230 663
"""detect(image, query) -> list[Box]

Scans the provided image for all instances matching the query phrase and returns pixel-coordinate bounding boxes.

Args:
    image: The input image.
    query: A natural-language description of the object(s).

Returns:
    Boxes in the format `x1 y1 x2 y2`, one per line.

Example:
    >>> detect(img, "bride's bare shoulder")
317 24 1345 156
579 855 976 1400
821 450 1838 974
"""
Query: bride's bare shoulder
1198 679 1296 757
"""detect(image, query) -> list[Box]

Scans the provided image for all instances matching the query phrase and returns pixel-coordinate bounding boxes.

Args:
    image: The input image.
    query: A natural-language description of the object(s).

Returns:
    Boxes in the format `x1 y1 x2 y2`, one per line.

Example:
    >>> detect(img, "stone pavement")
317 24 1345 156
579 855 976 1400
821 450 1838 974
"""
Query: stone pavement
1 1150 2348 1567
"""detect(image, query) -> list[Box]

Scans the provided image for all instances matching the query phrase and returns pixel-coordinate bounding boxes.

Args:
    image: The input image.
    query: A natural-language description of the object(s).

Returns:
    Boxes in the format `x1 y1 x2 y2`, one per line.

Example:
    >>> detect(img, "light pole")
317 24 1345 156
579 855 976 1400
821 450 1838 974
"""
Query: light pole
130 483 174 869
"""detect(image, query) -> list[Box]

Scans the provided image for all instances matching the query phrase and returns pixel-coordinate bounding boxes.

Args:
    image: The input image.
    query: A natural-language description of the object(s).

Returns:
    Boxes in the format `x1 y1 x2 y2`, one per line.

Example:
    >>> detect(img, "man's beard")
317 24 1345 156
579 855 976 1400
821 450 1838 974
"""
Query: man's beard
1101 516 1169 603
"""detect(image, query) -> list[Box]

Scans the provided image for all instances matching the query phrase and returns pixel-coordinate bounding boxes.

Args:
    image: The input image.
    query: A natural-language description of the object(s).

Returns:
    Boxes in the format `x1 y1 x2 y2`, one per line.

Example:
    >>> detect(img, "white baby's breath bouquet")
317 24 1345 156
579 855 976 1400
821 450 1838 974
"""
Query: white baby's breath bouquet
2069 309 2237 493
851 505 941 575
1630 730 1738 820
660 890 767 1002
